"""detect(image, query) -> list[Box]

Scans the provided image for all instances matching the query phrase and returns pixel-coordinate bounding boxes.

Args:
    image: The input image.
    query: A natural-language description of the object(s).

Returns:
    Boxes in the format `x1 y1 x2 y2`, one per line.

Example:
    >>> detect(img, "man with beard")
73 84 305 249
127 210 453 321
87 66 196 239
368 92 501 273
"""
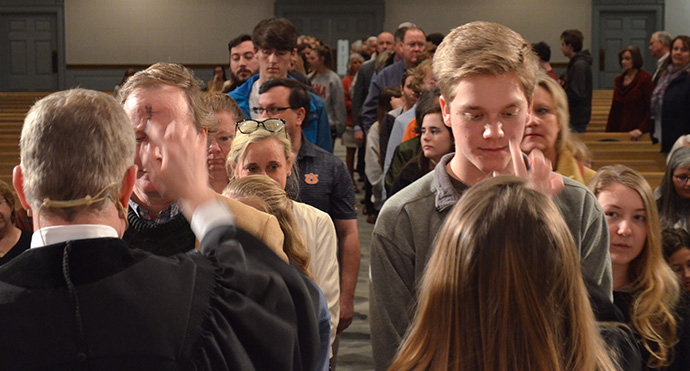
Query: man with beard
224 34 259 93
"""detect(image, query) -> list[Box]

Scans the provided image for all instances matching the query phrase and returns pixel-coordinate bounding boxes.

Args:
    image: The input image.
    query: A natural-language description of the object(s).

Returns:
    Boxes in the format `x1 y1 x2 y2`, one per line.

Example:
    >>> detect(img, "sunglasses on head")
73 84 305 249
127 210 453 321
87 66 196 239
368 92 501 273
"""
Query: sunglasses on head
235 118 287 137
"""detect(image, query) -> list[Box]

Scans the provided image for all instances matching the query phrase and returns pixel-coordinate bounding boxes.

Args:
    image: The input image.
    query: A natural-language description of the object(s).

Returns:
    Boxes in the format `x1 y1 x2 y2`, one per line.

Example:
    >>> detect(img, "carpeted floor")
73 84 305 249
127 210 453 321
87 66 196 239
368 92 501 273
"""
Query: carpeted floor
332 141 374 371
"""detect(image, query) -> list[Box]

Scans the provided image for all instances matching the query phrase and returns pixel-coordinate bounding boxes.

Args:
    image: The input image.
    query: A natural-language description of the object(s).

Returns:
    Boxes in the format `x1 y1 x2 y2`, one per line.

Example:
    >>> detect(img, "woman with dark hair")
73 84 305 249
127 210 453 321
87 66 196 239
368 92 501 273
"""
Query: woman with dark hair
651 35 690 153
389 101 453 196
0 180 30 266
606 45 654 140
591 165 690 369
297 43 312 73
392 176 620 371
207 65 227 93
307 45 347 142
657 146 690 231
662 228 690 293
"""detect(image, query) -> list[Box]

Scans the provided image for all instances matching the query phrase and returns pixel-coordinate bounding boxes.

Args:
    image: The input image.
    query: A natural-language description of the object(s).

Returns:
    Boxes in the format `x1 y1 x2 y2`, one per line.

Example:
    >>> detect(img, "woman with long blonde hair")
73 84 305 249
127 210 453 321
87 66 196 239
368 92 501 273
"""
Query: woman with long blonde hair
225 175 311 279
391 176 619 371
224 175 334 371
590 165 688 369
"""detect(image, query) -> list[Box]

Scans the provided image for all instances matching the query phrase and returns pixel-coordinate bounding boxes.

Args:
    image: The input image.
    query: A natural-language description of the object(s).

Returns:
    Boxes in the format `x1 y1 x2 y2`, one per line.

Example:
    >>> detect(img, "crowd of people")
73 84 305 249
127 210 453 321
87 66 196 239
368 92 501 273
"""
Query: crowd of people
1 14 690 371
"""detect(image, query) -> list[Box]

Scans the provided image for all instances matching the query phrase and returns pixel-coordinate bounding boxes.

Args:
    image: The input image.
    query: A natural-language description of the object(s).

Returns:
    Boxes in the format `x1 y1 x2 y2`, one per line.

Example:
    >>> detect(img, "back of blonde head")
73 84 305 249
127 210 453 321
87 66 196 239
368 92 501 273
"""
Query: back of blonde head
224 175 311 279
391 176 617 371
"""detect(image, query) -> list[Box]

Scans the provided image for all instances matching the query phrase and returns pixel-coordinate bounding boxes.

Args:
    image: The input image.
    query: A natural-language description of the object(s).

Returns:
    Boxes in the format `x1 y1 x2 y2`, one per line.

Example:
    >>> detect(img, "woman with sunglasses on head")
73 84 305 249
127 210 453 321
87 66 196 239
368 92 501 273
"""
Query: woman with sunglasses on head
590 165 690 370
657 146 690 232
227 119 340 366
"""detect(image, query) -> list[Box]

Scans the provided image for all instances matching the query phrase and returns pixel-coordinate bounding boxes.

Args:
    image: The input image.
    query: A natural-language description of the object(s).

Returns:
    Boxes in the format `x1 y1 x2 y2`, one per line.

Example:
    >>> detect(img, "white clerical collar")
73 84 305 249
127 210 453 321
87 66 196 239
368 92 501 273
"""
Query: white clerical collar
31 224 119 248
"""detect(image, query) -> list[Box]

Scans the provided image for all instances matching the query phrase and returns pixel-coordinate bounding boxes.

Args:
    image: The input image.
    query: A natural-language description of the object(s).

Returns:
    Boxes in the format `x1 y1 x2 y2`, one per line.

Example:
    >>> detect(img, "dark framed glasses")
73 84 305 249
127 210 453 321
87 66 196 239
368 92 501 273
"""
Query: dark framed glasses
235 118 287 136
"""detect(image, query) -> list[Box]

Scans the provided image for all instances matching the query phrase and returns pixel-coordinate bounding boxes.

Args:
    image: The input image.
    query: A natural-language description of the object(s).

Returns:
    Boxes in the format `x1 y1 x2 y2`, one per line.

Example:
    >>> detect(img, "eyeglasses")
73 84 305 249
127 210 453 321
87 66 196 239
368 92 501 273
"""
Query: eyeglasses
251 106 293 116
673 174 690 185
235 118 287 136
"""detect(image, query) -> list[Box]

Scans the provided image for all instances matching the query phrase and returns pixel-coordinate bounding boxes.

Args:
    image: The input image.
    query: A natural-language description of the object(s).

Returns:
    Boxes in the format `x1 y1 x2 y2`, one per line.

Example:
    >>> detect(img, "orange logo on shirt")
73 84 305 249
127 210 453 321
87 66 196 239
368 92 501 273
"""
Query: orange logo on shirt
304 173 319 184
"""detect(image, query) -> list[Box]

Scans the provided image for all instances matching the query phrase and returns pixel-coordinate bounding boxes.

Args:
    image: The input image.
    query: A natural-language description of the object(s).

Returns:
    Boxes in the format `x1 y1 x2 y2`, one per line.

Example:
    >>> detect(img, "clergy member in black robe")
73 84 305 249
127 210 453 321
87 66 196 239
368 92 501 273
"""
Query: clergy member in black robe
0 87 321 370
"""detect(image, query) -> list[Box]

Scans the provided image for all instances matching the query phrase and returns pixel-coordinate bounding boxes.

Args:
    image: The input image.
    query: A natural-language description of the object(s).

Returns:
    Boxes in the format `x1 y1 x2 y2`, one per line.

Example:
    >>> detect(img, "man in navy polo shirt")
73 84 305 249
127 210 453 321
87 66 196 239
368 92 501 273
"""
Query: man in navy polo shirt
256 78 361 354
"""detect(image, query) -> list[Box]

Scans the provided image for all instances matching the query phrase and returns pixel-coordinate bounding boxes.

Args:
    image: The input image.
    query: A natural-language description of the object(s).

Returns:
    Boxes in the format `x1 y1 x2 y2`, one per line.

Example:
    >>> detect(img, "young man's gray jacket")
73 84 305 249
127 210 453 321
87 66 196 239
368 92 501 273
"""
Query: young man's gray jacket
369 153 612 371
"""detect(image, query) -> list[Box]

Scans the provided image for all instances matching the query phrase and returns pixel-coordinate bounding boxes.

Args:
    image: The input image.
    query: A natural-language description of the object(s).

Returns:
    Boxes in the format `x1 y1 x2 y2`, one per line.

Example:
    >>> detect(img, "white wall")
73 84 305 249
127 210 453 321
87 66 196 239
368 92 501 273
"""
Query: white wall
65 0 273 64
384 0 591 65
666 0 690 37
65 0 598 65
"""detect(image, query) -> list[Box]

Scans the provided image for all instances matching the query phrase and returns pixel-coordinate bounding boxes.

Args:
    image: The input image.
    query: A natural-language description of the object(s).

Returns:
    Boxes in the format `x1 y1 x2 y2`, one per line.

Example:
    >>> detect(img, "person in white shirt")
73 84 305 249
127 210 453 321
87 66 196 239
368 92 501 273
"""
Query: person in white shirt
650 31 672 83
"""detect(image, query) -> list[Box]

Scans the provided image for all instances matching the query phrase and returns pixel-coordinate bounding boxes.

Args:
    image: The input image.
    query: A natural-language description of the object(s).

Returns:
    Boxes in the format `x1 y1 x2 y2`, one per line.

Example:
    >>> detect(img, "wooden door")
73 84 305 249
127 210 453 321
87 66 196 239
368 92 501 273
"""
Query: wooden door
0 13 58 91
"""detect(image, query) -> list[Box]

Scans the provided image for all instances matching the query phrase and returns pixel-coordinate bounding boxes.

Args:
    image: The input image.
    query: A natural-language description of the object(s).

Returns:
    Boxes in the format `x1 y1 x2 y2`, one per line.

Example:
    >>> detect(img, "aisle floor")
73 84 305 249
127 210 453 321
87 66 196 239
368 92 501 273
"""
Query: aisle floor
332 141 375 371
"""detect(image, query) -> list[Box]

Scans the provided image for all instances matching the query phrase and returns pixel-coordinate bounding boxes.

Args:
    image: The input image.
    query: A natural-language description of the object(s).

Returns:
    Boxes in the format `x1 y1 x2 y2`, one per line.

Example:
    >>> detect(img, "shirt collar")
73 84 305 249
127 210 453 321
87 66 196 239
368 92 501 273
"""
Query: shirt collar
128 199 180 225
434 153 466 211
297 133 317 160
658 52 670 66
31 224 119 248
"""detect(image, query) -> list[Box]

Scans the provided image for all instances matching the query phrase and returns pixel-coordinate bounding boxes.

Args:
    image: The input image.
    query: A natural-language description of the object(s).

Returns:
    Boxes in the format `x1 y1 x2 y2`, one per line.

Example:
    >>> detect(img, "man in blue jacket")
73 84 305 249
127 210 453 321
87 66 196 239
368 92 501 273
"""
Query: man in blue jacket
230 17 332 152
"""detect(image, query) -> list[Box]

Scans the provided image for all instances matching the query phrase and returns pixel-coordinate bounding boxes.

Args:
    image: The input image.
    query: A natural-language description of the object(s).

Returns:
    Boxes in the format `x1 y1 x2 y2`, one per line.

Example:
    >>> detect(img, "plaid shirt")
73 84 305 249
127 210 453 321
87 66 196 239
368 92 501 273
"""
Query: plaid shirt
128 199 180 225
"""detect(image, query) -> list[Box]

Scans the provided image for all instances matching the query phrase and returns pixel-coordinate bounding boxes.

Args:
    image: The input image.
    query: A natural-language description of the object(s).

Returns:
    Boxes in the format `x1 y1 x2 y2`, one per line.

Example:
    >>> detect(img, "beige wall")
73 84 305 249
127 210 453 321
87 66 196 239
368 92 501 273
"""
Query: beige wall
384 0 591 65
65 0 273 64
65 0 592 65
67 0 688 66
666 0 690 38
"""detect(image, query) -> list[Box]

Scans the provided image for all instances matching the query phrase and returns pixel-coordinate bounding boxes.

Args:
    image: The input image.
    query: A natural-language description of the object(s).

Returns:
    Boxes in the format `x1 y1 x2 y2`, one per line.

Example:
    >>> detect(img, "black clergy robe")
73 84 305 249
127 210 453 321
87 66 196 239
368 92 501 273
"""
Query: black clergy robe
0 225 320 370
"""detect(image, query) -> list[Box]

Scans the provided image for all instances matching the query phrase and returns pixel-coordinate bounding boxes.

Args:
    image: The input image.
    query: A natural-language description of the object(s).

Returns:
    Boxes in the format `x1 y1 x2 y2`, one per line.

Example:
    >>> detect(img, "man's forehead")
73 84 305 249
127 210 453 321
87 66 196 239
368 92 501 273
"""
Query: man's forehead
232 40 255 54
259 86 290 105
404 29 425 42
125 85 189 119
450 75 529 108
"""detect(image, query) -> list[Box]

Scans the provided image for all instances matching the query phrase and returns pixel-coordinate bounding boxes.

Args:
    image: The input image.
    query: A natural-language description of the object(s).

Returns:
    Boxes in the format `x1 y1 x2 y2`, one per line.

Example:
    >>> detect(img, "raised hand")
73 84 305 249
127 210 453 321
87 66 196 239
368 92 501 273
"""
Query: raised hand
141 118 216 218
509 138 564 197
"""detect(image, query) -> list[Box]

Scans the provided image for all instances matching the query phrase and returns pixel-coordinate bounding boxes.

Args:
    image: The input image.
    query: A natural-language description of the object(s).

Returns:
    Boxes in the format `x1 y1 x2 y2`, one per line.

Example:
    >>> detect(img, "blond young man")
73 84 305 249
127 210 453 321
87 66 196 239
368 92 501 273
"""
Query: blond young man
369 21 612 370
